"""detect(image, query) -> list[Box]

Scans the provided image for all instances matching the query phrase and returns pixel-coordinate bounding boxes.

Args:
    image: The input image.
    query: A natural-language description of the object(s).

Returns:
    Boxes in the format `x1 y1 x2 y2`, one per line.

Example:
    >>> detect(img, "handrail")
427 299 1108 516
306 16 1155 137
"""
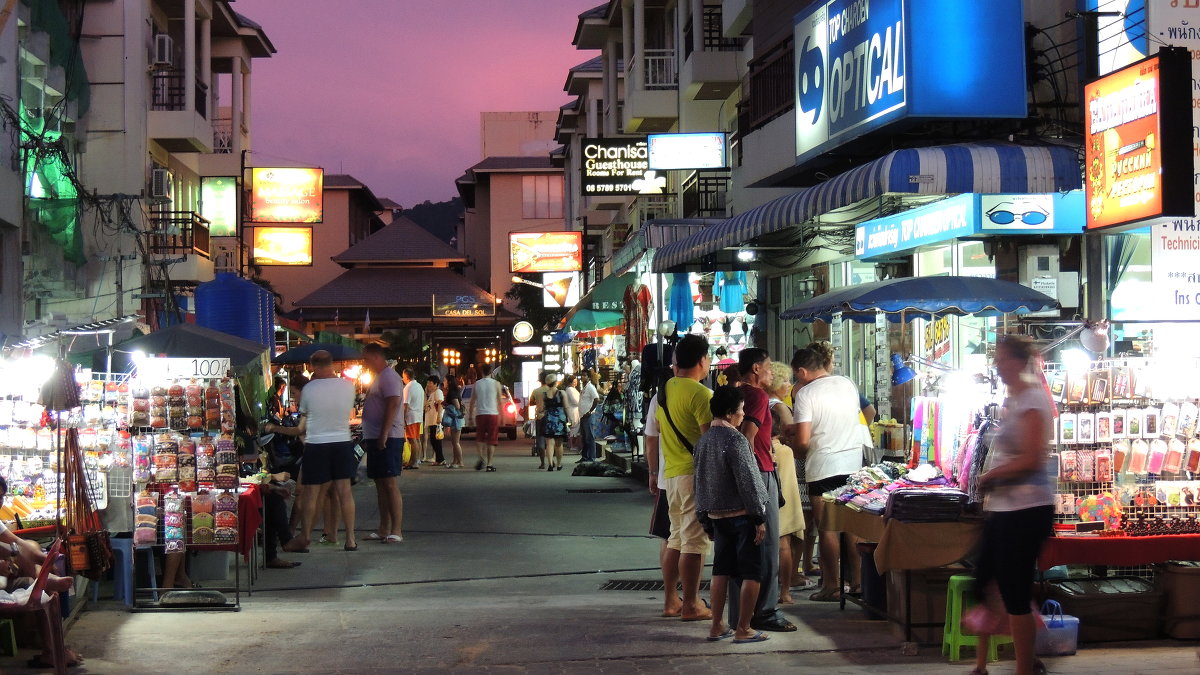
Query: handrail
148 210 211 258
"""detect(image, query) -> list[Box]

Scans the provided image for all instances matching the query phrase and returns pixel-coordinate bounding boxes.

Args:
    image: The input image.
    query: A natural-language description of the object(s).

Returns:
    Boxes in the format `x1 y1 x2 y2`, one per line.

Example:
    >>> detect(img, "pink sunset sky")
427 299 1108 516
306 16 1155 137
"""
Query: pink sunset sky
235 0 603 207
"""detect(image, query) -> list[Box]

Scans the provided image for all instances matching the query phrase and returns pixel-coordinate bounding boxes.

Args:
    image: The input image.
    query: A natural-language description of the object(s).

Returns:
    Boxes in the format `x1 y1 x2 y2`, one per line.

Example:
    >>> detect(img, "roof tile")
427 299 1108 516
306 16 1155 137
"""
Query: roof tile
332 216 464 264
294 268 492 308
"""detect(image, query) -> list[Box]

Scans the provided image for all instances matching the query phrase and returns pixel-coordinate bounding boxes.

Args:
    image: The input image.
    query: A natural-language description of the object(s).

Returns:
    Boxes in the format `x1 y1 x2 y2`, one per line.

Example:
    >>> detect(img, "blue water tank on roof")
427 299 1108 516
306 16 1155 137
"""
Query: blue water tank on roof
195 272 271 347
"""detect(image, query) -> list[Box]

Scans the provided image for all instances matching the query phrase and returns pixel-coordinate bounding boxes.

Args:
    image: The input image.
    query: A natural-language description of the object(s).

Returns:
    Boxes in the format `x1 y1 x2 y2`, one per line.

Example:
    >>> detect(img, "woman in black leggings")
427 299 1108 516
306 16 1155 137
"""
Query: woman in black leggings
972 335 1055 675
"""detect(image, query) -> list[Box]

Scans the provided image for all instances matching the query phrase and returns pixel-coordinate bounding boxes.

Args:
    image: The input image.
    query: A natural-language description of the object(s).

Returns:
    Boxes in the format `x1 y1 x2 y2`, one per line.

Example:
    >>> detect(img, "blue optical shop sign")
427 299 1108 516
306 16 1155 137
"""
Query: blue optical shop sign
794 0 1027 165
855 192 1085 259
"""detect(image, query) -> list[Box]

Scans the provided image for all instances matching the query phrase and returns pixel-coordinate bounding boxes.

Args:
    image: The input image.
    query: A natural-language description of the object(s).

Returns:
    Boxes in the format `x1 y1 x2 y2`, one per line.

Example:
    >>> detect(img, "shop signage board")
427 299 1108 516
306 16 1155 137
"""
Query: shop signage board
1083 49 1193 231
542 272 580 308
252 227 313 266
509 232 583 273
793 0 1026 165
432 295 495 318
250 167 323 223
581 138 665 195
856 192 1086 260
646 133 728 171
1090 0 1148 76
199 176 238 237
512 321 535 343
1148 221 1200 320
137 357 232 380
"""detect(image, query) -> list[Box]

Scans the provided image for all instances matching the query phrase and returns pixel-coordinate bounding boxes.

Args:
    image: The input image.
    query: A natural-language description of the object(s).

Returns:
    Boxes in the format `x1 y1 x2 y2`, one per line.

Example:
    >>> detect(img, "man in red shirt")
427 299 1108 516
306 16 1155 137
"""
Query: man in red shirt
731 348 796 633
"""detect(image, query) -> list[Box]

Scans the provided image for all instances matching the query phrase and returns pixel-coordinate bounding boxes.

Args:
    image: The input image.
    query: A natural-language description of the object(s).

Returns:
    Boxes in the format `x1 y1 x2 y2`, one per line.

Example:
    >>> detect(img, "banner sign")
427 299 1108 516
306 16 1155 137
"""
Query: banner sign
1084 49 1193 231
200 176 238 237
855 192 1085 259
509 232 583 273
432 294 495 318
541 272 580 308
252 227 313 266
646 133 728 170
794 0 1026 165
137 357 232 380
581 138 665 195
250 167 323 223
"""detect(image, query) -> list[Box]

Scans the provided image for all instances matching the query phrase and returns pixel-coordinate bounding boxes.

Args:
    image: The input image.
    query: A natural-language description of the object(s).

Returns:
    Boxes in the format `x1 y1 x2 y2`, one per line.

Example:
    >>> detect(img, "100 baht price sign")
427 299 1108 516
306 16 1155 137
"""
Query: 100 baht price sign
433 294 495 317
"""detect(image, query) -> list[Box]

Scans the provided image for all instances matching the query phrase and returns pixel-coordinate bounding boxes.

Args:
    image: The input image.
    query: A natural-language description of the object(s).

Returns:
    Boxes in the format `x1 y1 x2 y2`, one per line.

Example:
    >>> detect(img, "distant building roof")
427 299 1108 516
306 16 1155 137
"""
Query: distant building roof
294 267 492 308
377 197 402 210
321 174 385 211
467 156 559 173
570 55 604 73
580 3 607 20
332 216 464 265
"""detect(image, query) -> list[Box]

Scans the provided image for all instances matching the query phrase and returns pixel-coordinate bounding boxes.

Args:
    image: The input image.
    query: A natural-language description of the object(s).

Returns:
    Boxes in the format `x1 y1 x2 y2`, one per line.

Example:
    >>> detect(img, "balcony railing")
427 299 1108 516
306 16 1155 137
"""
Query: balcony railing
630 195 677 230
681 172 730 218
148 211 210 258
746 39 794 132
684 6 744 58
642 48 677 90
151 70 209 119
212 116 233 153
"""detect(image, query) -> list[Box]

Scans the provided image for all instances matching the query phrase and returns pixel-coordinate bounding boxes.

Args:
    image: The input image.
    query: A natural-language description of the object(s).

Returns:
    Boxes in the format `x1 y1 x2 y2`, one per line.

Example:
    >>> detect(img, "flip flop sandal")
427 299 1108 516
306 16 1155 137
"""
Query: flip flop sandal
364 533 382 541
809 588 841 602
732 631 770 644
707 628 735 641
384 534 404 543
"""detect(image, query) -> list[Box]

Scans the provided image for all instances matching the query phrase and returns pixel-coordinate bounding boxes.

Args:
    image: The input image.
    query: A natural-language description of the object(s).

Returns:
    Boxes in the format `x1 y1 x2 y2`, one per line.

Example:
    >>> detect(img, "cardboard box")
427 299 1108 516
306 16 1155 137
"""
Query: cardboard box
886 566 964 644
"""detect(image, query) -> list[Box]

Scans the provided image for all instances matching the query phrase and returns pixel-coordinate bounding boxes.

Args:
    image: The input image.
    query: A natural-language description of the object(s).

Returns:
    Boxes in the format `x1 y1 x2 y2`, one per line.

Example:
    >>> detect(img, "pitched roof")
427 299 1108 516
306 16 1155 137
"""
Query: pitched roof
331 216 464 265
467 156 560 172
293 268 493 308
570 55 604 73
580 3 607 19
377 197 402 210
320 174 385 212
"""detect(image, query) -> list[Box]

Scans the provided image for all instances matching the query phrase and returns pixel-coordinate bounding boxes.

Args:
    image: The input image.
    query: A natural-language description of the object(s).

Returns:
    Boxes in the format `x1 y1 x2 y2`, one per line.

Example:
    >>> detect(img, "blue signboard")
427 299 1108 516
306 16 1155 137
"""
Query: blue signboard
855 192 1085 259
795 0 1027 165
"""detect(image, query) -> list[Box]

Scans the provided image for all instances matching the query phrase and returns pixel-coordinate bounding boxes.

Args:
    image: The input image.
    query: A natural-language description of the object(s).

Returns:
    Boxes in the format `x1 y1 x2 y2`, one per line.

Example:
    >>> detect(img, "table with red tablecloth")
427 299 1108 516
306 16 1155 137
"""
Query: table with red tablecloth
1039 534 1200 570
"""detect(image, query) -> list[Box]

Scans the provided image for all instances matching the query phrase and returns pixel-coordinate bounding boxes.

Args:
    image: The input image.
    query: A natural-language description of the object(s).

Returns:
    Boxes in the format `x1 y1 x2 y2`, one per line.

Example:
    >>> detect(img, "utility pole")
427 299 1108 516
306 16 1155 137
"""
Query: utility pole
1071 9 1120 321
98 253 138 317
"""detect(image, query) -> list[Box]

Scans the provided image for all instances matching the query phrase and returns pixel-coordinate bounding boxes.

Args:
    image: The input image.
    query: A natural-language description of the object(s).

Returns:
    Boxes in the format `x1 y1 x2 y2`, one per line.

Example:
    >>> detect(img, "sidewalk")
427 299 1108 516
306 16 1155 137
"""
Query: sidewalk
2 439 1195 673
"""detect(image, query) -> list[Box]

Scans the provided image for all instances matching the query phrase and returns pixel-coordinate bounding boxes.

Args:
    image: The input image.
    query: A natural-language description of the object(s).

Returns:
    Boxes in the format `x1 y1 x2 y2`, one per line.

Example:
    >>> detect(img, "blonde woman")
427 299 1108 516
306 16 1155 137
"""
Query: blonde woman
765 361 809 603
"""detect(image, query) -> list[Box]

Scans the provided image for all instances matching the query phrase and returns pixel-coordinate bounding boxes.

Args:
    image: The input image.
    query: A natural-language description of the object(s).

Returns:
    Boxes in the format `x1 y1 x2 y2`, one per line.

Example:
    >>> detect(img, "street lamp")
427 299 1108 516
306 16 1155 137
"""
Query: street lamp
512 276 544 289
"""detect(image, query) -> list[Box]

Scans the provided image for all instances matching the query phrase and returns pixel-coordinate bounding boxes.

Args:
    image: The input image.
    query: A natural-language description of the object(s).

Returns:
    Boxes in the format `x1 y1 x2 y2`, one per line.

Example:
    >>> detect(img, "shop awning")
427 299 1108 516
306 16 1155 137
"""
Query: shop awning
566 308 623 332
612 219 721 276
652 142 1082 272
780 275 1059 323
558 272 637 329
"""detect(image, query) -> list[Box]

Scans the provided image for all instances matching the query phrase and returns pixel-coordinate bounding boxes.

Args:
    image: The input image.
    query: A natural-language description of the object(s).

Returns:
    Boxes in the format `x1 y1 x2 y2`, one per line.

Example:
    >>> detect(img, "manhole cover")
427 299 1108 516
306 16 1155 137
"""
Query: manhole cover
600 579 711 591
566 488 632 493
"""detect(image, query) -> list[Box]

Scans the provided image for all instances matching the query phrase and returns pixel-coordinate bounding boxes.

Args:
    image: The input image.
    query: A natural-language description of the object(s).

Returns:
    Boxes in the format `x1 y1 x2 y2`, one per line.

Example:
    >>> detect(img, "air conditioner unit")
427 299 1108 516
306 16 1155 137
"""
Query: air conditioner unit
150 167 173 200
153 34 174 68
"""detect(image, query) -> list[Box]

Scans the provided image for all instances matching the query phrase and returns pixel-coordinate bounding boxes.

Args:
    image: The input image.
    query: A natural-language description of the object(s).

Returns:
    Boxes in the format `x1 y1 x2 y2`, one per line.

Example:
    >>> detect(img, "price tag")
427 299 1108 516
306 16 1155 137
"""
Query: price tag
137 357 231 381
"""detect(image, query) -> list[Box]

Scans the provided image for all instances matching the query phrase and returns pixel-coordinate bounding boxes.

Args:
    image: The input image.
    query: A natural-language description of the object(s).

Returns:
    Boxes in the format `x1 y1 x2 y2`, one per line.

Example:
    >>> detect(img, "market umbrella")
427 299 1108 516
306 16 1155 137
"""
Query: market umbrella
272 342 362 365
566 309 623 332
780 276 1058 323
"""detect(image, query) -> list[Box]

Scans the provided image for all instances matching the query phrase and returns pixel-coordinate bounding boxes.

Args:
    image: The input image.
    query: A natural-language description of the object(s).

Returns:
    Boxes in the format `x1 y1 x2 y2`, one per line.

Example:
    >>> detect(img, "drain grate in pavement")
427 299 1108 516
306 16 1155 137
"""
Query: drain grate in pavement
600 579 712 591
566 488 633 493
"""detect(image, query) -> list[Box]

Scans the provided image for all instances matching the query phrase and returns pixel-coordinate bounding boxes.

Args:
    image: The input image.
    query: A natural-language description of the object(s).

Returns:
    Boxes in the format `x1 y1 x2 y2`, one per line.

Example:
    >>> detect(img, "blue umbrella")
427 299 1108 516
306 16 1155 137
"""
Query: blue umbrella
272 342 362 364
780 276 1058 323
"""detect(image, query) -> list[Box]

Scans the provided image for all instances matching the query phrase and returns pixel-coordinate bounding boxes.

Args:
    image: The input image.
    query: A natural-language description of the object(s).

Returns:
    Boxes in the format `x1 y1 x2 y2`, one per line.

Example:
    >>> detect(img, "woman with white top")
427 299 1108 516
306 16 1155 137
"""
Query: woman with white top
790 341 866 602
424 375 445 466
563 374 581 450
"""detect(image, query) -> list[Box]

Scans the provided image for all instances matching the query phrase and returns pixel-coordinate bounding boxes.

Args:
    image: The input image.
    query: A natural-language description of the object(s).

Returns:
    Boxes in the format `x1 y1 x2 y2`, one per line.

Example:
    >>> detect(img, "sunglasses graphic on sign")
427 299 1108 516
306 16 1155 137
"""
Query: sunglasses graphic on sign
982 197 1052 229
987 209 1048 225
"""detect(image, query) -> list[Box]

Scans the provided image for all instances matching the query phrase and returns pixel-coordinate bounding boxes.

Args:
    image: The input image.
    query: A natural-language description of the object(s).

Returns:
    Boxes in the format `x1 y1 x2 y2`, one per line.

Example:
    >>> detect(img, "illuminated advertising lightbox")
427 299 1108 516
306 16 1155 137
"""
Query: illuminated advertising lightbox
250 167 323 223
1084 49 1193 231
581 138 666 195
252 227 313 266
541 272 580 308
646 133 728 170
509 232 583 273
794 0 1026 165
432 294 496 318
200 176 238 237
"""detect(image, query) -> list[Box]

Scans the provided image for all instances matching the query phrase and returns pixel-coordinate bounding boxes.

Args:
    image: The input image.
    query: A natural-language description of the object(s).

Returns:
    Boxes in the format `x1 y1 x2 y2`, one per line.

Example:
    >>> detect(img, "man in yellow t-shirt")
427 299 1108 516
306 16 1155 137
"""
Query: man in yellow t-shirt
655 334 713 621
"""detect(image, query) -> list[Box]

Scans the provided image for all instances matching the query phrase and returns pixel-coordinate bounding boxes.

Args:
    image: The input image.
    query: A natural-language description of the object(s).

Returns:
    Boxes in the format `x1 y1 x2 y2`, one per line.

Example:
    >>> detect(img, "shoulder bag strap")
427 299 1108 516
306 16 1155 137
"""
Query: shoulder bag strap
658 384 695 455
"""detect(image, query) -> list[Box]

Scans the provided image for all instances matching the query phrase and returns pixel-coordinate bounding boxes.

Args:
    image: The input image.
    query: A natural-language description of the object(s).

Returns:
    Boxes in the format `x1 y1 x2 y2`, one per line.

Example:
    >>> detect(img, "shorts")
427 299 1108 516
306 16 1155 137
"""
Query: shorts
648 489 671 540
404 423 422 440
365 438 404 479
665 474 709 555
300 441 357 485
808 474 850 499
975 505 1054 615
476 414 500 445
711 515 763 580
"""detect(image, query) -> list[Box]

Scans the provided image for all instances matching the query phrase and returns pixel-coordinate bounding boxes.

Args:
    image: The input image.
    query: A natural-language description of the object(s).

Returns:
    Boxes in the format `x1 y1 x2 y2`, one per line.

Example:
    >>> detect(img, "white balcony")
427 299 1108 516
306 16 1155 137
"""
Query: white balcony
148 70 213 152
623 49 678 133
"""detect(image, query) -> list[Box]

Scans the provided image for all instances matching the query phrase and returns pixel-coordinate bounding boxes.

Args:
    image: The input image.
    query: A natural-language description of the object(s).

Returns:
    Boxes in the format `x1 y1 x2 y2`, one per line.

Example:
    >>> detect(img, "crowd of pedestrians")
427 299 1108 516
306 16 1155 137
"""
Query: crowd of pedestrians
643 334 874 644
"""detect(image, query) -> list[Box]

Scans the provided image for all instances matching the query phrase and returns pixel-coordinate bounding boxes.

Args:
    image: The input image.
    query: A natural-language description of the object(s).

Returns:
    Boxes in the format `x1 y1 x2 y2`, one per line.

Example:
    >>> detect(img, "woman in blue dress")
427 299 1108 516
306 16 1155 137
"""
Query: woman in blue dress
541 376 569 471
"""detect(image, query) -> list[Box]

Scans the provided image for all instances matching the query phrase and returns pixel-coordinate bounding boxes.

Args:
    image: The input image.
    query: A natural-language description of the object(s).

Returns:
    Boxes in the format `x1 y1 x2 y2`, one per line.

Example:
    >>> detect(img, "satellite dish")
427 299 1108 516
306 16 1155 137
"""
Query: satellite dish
1080 321 1110 353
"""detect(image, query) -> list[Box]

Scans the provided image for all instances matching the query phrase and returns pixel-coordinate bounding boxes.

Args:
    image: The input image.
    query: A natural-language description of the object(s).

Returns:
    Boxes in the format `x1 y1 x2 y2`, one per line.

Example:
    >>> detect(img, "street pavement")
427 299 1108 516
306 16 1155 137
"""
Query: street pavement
2 438 1197 674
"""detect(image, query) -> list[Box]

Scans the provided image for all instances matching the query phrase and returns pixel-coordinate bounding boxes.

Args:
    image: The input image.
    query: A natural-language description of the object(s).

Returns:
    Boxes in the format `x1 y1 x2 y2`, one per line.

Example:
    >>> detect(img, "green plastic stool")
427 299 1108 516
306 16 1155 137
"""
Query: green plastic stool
941 574 1014 662
0 617 16 657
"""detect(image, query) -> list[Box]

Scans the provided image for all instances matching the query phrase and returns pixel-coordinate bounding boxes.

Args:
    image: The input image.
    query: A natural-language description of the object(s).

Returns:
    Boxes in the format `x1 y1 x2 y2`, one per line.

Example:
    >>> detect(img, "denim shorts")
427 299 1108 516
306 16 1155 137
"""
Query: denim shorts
365 438 403 479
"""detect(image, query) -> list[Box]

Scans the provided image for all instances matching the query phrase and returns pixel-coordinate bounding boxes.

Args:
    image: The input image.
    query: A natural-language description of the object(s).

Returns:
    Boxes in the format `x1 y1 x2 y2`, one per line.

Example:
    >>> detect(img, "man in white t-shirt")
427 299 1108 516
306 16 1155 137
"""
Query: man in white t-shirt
402 368 425 468
270 350 357 551
472 363 502 471
576 369 601 462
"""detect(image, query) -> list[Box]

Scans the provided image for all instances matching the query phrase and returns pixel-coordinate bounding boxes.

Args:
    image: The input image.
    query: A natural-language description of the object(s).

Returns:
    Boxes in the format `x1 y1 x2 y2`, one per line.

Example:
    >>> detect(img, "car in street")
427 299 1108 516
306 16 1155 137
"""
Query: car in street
461 382 524 440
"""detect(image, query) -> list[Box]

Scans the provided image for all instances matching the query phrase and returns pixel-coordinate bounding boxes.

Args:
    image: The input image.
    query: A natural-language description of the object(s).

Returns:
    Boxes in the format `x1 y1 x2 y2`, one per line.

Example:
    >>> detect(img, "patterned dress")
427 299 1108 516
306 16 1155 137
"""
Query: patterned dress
623 282 653 355
541 389 569 438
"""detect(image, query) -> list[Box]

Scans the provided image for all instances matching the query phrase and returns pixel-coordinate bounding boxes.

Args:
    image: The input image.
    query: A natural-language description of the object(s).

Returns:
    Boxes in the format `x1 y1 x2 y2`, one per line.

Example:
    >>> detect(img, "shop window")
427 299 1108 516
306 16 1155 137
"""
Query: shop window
958 241 994 278
1107 232 1152 321
522 175 564 220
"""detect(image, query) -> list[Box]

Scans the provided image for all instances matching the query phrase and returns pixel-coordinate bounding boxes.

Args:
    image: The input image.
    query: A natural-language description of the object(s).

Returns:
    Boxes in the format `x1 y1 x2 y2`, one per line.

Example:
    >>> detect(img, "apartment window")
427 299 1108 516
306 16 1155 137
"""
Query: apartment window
522 175 564 219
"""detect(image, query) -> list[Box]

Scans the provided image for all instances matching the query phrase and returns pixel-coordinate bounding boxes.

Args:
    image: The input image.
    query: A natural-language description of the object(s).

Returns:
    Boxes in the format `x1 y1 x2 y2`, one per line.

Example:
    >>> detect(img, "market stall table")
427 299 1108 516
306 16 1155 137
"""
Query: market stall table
1039 534 1200 570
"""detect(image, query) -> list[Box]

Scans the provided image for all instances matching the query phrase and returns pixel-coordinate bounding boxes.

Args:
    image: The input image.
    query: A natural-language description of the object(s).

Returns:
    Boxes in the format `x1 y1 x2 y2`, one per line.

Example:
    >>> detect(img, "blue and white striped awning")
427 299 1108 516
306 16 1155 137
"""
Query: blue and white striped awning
611 219 720 276
652 142 1081 272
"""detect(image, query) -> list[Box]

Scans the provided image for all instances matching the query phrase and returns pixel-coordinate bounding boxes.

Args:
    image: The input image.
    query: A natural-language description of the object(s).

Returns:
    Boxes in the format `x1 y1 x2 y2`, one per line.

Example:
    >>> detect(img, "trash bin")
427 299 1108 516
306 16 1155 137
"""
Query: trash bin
1045 577 1162 642
1157 561 1200 639
857 542 887 620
